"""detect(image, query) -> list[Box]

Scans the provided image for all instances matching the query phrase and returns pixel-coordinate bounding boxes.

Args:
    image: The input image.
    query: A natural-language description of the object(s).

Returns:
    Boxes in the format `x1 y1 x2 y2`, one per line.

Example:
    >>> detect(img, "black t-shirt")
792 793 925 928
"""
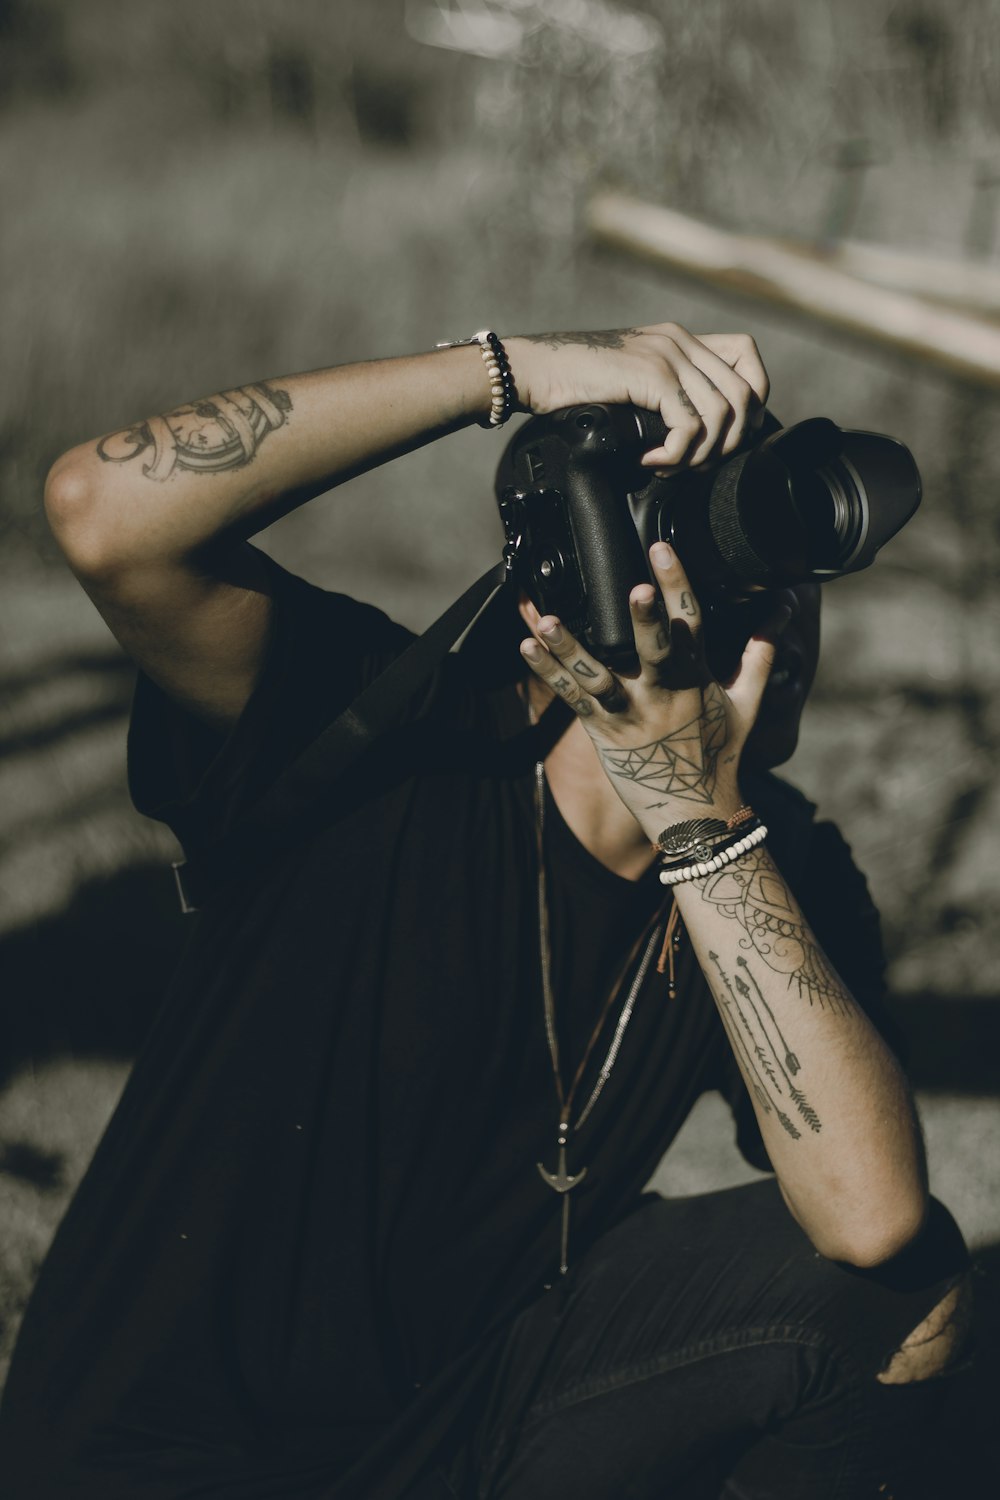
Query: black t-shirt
0 554 898 1500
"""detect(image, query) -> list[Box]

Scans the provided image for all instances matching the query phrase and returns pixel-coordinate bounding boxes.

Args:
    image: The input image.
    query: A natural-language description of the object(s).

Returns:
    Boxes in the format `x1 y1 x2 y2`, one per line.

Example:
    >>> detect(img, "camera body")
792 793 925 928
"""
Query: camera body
495 403 921 676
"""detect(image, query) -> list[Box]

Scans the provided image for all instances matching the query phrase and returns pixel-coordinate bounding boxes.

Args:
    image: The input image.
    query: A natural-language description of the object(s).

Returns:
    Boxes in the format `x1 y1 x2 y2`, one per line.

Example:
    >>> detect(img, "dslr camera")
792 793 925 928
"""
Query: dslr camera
496 404 921 678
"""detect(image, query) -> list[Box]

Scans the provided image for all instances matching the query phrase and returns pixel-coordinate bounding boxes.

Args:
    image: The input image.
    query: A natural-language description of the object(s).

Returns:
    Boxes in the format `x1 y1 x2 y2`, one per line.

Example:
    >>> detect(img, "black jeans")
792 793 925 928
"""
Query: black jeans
442 1180 970 1500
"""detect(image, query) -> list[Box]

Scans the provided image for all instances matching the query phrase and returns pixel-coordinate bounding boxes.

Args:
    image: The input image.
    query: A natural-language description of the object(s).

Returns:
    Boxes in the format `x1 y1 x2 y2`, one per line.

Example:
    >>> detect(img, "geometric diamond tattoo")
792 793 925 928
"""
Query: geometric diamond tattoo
600 688 728 807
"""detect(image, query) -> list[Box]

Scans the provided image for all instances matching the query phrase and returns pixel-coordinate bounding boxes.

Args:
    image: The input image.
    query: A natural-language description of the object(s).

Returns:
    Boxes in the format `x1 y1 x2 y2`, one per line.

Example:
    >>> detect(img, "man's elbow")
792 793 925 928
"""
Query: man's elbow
44 451 124 581
819 1197 931 1269
781 1175 930 1268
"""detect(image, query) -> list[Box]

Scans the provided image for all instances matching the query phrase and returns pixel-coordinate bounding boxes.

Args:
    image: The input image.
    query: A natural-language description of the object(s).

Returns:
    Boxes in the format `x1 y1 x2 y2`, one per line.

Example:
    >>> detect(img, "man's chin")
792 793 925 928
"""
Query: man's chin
742 719 801 773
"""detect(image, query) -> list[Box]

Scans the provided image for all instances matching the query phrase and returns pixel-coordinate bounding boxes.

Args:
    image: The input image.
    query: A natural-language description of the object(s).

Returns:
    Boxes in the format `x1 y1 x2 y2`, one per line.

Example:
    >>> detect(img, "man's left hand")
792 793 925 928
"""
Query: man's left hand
520 541 788 839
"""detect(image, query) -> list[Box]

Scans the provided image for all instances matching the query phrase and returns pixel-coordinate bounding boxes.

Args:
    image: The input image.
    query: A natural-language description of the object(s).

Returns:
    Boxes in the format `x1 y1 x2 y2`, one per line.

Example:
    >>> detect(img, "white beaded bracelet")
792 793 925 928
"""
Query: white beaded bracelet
658 822 768 885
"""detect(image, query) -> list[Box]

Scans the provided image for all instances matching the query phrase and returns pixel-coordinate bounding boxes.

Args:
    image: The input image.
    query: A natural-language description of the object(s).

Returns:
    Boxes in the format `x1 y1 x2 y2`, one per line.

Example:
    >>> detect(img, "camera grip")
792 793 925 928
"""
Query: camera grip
565 451 649 662
494 402 677 665
572 405 669 660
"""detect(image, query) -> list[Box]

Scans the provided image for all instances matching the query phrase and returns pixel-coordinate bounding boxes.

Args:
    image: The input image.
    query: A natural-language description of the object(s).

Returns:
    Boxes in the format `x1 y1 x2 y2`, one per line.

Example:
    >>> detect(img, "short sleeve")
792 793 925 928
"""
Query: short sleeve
126 550 418 855
719 818 903 1174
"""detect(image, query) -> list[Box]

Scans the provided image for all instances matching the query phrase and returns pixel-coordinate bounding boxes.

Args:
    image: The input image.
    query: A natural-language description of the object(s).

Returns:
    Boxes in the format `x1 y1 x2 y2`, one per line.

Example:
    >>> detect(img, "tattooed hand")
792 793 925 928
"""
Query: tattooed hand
520 541 789 837
506 324 768 468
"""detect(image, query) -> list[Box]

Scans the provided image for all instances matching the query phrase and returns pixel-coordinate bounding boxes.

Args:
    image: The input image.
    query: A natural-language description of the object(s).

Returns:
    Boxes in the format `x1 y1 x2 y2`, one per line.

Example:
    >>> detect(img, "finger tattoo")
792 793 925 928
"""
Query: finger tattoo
572 660 599 680
680 591 697 618
677 387 700 418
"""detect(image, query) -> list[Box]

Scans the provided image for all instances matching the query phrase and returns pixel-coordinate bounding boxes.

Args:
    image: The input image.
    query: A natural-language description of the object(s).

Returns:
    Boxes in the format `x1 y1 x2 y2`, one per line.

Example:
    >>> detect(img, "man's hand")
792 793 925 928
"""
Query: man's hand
505 324 769 469
520 541 788 838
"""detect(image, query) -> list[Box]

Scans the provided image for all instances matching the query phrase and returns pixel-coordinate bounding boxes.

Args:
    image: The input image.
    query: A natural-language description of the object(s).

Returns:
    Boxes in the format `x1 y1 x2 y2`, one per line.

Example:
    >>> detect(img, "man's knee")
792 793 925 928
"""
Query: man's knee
876 1271 974 1385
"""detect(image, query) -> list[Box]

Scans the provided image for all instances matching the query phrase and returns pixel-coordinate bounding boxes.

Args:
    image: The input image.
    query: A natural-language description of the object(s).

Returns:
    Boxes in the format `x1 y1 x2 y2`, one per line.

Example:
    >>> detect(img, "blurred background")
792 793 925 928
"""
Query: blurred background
1 0 999 1475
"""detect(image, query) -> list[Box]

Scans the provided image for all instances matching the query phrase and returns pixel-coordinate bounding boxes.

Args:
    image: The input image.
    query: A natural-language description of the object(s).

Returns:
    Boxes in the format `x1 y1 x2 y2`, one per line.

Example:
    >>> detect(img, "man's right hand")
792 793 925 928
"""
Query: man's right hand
44 322 769 734
505 324 769 470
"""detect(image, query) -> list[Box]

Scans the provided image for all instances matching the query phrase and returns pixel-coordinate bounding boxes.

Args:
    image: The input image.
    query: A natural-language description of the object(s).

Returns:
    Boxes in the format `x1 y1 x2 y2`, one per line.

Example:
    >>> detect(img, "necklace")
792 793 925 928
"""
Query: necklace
532 757 671 1276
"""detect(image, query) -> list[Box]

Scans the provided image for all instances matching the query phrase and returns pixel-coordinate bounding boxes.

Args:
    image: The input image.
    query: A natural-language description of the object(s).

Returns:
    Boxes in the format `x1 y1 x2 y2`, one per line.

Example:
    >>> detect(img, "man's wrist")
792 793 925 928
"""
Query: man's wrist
433 337 516 427
638 797 748 849
447 342 494 424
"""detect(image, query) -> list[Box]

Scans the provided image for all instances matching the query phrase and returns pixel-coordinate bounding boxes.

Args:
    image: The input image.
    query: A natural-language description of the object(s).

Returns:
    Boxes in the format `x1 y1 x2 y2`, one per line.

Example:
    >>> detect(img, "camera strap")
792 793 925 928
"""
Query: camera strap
171 557 511 913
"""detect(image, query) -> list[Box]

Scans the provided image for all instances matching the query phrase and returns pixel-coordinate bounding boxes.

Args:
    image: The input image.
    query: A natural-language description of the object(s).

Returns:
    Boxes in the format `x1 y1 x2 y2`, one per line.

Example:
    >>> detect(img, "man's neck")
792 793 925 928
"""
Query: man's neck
527 679 656 883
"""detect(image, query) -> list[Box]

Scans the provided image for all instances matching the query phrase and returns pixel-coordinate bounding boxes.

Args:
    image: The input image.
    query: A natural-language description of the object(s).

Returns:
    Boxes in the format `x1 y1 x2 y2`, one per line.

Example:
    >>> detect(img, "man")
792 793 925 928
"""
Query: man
0 324 970 1497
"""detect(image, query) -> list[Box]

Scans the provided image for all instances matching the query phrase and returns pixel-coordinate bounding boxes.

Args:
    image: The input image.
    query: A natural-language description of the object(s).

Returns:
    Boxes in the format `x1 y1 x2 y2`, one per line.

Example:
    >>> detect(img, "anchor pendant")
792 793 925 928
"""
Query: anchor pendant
536 1142 588 1194
537 1137 587 1276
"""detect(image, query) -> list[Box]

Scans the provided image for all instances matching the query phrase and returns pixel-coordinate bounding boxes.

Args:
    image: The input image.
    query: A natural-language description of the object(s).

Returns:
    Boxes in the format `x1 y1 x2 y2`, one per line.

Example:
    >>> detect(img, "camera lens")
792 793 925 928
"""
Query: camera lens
691 420 877 588
812 459 865 565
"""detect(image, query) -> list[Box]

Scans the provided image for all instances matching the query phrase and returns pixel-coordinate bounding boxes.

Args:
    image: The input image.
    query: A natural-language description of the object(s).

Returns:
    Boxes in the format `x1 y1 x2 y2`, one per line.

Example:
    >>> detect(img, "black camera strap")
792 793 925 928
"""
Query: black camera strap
171 557 510 913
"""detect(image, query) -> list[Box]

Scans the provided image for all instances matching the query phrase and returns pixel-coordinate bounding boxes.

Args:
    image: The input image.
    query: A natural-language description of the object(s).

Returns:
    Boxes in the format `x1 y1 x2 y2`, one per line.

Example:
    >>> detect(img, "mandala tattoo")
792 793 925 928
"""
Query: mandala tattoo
519 328 640 351
97 382 292 480
699 848 850 1014
599 687 727 807
707 951 822 1139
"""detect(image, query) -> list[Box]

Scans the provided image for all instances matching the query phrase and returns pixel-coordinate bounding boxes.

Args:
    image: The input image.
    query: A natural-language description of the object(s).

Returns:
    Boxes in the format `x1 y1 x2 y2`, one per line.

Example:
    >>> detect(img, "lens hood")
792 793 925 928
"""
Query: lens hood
822 428 922 574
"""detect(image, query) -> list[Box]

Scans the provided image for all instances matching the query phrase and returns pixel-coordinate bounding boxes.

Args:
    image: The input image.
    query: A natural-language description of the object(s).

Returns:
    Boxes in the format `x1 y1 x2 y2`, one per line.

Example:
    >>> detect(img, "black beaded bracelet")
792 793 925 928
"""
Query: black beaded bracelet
436 329 516 428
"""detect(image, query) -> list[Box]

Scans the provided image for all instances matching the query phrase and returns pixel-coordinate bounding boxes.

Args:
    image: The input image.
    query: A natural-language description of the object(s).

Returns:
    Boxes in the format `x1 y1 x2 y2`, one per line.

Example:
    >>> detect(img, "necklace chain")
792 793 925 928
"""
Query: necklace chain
533 759 665 1134
575 926 662 1130
526 686 673 1277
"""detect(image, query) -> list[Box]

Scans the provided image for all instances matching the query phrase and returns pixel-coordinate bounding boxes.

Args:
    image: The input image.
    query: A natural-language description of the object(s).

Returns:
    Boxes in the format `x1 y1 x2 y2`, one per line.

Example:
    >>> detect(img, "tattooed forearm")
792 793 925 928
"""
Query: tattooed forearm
699 848 851 1014
707 950 822 1139
598 685 727 807
518 328 640 352
97 382 292 481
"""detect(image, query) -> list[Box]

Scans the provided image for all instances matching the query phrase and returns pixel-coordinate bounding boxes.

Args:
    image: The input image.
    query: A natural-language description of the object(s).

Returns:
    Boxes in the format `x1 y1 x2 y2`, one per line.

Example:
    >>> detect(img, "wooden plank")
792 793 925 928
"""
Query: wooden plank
799 238 1000 317
586 192 1000 389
